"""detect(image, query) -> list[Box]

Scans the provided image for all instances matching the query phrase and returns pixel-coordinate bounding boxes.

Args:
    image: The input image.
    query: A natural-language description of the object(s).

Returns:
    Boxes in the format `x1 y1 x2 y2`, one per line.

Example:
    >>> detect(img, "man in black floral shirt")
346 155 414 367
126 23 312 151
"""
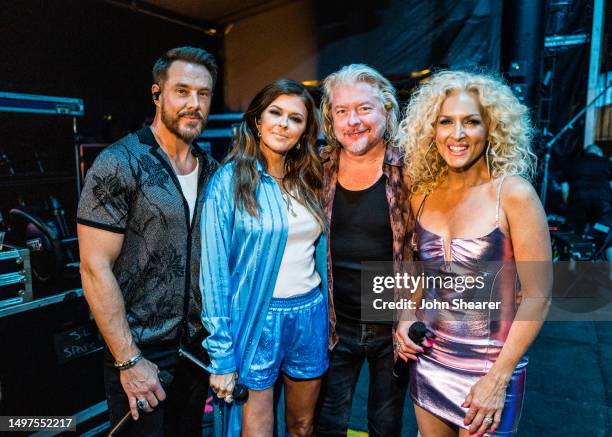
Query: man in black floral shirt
77 47 218 436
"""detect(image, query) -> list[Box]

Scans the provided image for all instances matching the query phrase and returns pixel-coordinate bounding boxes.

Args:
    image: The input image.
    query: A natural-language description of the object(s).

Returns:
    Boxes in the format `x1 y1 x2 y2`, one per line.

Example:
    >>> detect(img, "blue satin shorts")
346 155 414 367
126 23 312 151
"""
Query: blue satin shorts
242 286 329 390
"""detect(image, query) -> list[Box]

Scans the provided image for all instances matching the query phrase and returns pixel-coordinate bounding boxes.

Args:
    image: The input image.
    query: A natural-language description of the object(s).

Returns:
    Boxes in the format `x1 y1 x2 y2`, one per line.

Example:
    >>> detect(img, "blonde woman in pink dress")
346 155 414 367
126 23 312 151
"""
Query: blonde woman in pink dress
396 71 552 437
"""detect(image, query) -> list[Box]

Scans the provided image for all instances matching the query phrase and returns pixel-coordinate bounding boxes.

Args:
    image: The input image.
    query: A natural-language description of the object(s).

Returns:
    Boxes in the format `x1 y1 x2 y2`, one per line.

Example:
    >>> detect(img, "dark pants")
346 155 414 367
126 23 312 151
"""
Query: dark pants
568 199 612 237
316 319 408 437
104 346 209 437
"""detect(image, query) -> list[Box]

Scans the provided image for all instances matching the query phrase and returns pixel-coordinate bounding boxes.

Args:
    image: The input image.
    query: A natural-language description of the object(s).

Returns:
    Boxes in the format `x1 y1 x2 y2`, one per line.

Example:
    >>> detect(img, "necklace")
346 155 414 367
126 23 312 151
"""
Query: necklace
281 191 297 218
269 174 297 217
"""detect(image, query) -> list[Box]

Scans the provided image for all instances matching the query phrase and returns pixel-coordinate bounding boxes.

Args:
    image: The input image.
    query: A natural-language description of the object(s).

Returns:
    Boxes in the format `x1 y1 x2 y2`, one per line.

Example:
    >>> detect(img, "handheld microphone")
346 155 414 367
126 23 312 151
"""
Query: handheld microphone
178 347 248 403
393 322 432 384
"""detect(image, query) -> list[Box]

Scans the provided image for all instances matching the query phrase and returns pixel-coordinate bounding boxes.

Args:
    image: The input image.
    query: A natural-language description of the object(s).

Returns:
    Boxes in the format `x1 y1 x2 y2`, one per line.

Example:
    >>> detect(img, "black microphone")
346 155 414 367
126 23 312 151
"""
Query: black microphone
393 322 432 385
178 347 249 403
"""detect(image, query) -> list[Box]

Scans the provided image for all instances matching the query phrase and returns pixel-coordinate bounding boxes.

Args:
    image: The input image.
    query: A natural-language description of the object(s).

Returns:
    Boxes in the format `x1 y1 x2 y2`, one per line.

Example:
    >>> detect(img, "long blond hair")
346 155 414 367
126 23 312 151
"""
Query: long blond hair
398 70 536 193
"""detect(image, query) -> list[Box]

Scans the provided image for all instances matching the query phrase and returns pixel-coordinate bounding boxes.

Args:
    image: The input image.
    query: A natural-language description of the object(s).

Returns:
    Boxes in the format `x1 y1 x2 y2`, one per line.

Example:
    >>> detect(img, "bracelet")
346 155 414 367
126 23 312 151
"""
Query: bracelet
114 352 143 370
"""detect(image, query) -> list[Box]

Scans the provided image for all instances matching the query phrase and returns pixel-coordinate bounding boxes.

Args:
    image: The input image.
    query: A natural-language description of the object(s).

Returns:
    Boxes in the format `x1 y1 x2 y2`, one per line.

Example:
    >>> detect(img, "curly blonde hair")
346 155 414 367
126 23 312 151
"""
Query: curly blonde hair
398 70 537 193
321 64 400 155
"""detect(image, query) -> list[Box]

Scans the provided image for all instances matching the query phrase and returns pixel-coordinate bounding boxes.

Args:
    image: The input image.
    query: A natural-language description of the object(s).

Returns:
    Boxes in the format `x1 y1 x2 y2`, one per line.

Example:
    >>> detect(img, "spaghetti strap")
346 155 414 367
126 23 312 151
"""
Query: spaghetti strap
495 176 507 225
411 193 429 252
416 193 429 220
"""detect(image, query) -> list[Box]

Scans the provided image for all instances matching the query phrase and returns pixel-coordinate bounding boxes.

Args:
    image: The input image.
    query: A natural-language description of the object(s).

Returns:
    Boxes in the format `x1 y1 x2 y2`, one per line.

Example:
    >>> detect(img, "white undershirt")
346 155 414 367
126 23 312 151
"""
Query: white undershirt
176 160 198 223
273 192 322 298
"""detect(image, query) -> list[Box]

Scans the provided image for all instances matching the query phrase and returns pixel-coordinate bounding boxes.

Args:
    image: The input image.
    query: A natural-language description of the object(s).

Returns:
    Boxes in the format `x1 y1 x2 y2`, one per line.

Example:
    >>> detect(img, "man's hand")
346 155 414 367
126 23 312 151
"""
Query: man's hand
210 372 237 403
119 358 166 420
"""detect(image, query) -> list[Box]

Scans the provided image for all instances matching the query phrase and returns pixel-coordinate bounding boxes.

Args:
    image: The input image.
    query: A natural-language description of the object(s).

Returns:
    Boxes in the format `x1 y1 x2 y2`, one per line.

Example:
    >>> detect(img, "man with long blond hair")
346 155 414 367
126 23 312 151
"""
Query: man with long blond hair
316 64 413 437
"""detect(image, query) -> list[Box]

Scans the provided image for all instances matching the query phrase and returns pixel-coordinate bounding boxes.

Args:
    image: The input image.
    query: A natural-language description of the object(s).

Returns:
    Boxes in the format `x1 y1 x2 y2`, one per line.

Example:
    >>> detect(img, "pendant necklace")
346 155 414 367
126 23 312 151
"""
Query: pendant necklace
271 175 297 218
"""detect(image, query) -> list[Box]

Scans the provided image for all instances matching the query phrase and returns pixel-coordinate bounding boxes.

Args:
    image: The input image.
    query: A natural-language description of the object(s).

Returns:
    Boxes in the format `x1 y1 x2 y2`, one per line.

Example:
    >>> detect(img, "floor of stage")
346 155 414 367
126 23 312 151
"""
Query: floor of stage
272 321 612 436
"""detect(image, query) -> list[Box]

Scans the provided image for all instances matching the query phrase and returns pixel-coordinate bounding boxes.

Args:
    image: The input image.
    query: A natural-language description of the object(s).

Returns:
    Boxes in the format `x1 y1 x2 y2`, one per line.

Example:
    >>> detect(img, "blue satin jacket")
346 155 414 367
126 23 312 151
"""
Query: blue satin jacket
199 161 328 436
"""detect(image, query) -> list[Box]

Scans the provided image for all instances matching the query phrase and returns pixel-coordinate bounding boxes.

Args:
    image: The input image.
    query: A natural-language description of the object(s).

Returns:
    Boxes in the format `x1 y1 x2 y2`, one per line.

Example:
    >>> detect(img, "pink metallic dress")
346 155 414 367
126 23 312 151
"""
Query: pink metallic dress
410 178 527 436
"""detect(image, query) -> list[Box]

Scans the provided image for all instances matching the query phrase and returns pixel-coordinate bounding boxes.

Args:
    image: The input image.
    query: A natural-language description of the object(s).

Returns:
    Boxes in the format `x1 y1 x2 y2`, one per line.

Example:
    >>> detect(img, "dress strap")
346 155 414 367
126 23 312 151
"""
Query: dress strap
495 176 507 225
411 193 429 252
416 193 429 220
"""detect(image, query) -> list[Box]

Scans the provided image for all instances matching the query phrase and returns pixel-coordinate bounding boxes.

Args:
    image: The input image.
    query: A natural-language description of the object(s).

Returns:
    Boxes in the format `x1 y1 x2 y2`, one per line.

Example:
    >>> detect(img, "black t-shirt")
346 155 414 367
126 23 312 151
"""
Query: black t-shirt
559 154 612 202
331 176 393 323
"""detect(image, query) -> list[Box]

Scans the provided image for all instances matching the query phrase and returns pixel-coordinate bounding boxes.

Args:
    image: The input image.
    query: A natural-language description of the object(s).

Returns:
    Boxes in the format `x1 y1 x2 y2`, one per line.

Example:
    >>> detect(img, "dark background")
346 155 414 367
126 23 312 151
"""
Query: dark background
0 1 610 434
0 0 221 229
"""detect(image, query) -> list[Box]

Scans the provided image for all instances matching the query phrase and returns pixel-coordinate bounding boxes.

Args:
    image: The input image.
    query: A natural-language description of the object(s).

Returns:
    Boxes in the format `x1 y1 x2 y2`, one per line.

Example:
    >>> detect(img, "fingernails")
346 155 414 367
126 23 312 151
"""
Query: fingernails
460 402 465 407
418 348 425 353
467 431 473 436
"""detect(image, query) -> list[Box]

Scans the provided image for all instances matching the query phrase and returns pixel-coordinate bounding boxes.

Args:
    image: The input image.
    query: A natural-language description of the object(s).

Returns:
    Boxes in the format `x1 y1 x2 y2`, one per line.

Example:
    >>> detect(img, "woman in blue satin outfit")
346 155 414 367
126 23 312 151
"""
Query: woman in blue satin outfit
200 79 328 437
396 71 552 437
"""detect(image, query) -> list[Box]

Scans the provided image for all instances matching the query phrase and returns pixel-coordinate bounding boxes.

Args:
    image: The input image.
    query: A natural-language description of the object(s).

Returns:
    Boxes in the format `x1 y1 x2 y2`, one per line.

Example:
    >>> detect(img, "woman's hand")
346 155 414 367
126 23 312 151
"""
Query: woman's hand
459 175 552 435
210 372 237 403
462 371 509 435
395 320 430 362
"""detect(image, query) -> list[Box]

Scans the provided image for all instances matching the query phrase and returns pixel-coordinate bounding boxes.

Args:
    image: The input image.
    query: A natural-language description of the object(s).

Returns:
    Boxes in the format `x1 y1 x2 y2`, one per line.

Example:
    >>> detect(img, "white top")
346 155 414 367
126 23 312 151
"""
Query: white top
177 160 199 223
272 192 322 298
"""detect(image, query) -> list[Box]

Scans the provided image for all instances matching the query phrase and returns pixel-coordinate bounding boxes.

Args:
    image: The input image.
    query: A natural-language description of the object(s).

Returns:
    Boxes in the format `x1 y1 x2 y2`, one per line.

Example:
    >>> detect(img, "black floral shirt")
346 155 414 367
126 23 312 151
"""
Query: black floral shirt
77 127 218 346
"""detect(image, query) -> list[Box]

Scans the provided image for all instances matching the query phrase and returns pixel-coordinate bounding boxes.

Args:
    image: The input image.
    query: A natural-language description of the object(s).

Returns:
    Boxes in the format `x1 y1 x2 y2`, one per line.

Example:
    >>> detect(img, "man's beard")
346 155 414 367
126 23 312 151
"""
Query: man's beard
340 127 386 156
343 139 372 155
161 107 205 143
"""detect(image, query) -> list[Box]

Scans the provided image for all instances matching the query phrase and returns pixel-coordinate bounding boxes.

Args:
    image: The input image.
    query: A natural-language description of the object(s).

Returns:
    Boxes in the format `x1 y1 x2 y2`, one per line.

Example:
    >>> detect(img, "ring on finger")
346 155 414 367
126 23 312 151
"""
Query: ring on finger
136 399 149 410
485 417 494 424
224 395 233 403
